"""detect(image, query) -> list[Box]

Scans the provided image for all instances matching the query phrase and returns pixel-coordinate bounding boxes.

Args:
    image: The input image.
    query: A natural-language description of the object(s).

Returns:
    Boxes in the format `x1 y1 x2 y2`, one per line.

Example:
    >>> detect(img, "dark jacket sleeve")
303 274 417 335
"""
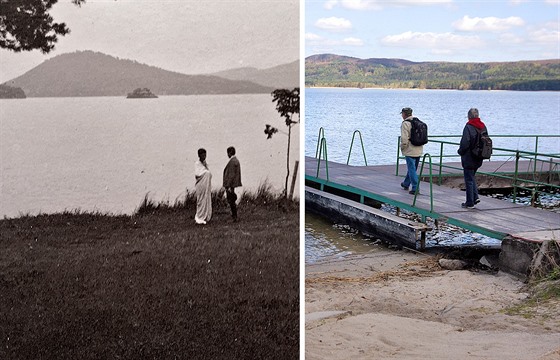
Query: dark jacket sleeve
457 125 474 156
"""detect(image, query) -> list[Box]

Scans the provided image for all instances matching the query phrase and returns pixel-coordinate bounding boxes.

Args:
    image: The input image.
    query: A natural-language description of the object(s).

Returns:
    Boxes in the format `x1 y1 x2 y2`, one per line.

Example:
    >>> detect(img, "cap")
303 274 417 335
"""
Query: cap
401 107 412 115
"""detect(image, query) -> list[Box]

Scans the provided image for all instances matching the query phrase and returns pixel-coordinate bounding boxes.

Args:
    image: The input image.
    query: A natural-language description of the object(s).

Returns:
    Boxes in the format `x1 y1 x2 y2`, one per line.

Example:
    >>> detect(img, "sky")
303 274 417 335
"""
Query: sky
305 0 560 62
0 0 299 83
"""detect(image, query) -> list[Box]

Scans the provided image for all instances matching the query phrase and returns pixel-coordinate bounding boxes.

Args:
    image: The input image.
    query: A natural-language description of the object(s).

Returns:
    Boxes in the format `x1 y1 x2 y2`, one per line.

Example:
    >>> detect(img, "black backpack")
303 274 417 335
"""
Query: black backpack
406 117 428 146
471 126 493 160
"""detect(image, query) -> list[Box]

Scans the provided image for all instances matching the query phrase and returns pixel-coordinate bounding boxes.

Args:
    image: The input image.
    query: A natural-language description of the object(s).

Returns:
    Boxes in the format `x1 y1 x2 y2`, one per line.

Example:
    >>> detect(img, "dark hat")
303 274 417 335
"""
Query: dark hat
401 107 413 115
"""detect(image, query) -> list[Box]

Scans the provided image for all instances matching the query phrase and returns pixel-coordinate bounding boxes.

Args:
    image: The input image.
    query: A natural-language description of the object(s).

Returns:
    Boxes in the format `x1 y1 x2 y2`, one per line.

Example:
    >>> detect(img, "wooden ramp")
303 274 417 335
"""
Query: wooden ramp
305 156 560 242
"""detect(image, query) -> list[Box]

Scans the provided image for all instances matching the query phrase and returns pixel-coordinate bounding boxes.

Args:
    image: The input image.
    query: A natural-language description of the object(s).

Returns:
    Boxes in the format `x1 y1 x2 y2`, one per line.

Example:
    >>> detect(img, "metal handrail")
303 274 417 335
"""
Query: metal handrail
315 127 325 158
398 136 560 205
347 130 368 166
413 153 435 213
316 137 329 181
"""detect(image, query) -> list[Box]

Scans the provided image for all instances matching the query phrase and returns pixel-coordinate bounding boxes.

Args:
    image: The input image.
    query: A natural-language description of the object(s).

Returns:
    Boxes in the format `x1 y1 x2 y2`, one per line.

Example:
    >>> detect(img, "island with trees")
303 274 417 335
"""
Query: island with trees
126 88 158 98
0 84 26 99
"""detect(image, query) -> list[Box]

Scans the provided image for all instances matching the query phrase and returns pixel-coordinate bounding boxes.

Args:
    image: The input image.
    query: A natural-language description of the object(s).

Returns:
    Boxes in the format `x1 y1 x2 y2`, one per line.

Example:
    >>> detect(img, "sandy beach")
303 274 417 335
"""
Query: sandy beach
305 251 560 360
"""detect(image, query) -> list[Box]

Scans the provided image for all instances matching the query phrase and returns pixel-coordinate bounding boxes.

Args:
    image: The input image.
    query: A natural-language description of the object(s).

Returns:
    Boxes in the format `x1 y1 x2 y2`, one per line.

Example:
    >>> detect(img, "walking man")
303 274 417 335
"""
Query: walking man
458 108 487 208
223 146 242 221
399 107 423 194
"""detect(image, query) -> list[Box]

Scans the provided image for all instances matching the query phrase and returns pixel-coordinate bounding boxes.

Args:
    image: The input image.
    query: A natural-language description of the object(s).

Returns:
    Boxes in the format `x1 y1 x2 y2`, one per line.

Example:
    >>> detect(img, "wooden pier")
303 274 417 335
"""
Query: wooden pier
305 156 560 244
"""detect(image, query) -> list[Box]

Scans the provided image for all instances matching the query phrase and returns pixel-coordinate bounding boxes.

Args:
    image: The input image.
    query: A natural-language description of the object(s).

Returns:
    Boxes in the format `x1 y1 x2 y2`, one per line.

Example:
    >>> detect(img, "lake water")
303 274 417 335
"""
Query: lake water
305 88 560 164
1 94 300 218
305 88 560 263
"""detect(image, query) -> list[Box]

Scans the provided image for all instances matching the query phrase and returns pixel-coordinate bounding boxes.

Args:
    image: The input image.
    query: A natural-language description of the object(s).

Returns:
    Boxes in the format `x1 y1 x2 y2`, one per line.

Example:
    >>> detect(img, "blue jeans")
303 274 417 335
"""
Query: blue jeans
463 168 479 206
402 156 420 191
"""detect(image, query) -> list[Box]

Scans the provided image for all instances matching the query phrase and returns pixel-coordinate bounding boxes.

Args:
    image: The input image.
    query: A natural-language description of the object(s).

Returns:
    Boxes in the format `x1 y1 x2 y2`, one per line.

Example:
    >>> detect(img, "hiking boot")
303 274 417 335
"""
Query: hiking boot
461 203 475 209
400 182 409 191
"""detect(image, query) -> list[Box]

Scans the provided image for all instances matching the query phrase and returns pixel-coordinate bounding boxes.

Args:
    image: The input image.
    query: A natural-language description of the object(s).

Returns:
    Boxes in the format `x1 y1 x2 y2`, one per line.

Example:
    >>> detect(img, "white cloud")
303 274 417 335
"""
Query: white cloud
381 31 483 50
545 0 560 4
453 15 525 32
528 27 560 44
342 37 364 46
315 17 353 32
499 33 524 45
305 33 323 41
324 0 339 10
338 0 452 11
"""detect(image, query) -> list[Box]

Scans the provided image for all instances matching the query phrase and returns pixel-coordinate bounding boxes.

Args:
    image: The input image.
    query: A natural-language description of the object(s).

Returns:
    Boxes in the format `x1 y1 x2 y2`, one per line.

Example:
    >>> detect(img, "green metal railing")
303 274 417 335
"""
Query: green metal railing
313 131 559 210
396 134 560 205
315 127 329 181
347 130 368 166
309 131 560 239
413 153 435 215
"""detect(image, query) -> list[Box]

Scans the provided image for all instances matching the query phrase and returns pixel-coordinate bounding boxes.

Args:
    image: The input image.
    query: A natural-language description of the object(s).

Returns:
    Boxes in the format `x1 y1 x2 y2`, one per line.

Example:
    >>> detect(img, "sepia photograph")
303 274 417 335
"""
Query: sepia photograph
304 1 560 359
1 1 300 359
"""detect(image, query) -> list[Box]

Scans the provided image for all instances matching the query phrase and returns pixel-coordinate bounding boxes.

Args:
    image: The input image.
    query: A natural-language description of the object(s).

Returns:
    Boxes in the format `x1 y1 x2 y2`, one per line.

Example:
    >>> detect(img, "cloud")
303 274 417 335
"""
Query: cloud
306 33 363 47
342 37 364 46
305 33 324 41
498 33 524 45
324 0 339 10
334 0 452 11
381 31 483 51
453 15 525 32
315 17 353 32
528 27 560 44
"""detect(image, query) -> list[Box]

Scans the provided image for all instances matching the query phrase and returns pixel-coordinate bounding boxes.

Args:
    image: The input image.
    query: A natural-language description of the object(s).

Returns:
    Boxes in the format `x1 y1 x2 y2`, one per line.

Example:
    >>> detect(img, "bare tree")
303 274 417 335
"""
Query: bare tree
265 87 300 197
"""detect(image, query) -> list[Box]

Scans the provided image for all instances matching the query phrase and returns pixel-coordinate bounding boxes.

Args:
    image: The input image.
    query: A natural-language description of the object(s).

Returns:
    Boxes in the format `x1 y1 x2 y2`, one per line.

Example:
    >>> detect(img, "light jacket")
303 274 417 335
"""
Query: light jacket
400 116 423 157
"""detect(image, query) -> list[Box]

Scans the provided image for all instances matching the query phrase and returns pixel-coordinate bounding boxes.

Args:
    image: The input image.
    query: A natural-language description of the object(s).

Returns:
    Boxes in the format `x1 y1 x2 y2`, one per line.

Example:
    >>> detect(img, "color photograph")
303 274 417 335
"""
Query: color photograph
304 1 560 359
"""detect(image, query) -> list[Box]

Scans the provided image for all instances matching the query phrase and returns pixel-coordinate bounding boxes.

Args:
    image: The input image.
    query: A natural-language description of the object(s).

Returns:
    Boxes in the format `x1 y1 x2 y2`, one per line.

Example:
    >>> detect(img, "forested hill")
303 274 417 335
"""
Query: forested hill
1 51 293 97
306 54 560 91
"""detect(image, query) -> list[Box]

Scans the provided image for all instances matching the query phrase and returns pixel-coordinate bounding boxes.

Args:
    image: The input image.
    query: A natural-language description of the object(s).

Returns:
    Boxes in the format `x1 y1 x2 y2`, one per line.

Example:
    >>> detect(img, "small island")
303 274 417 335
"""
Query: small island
127 87 158 98
0 84 26 99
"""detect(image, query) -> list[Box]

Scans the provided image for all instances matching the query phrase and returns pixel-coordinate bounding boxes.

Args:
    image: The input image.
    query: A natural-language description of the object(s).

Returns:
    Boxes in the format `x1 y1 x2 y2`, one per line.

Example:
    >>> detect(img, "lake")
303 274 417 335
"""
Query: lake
305 88 560 164
305 88 560 263
1 94 300 218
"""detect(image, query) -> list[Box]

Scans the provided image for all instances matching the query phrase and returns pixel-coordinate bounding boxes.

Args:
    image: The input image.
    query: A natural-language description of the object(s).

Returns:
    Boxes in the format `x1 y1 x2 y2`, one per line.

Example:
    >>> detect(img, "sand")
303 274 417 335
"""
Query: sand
305 251 560 360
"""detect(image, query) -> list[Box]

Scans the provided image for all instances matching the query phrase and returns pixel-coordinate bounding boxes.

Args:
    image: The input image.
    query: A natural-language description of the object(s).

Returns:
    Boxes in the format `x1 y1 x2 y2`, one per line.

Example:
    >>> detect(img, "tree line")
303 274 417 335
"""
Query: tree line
306 56 560 91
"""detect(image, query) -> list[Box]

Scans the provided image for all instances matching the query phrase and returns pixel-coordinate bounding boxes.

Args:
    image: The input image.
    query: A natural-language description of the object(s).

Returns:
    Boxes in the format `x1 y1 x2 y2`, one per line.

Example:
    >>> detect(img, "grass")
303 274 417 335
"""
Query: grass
0 185 299 360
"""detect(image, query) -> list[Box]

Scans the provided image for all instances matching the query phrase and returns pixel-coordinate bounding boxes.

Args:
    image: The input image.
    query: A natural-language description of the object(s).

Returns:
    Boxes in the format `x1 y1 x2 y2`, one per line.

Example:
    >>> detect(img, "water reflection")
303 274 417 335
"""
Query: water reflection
305 211 386 264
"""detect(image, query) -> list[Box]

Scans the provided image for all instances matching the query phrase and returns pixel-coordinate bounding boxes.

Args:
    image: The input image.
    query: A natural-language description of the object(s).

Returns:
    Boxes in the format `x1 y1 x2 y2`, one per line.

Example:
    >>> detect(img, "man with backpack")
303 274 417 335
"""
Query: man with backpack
457 108 490 209
399 107 427 195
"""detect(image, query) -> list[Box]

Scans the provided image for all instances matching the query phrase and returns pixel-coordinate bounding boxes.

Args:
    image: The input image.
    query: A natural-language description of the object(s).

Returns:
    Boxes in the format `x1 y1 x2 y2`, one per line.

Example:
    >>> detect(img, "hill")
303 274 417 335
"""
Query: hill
306 54 560 91
211 61 299 90
1 51 298 97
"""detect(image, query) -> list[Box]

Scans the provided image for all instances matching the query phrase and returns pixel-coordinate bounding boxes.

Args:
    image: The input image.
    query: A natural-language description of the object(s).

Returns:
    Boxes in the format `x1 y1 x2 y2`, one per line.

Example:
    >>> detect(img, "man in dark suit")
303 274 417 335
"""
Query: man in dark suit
223 146 242 221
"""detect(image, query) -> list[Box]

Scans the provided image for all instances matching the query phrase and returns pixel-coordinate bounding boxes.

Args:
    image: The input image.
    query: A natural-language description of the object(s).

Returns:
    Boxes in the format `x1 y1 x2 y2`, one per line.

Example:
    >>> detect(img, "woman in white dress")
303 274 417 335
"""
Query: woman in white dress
194 148 212 224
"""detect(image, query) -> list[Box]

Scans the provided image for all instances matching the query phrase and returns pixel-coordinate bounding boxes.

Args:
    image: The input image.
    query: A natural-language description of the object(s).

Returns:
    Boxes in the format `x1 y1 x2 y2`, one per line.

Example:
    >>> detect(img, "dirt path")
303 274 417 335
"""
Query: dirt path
305 251 560 360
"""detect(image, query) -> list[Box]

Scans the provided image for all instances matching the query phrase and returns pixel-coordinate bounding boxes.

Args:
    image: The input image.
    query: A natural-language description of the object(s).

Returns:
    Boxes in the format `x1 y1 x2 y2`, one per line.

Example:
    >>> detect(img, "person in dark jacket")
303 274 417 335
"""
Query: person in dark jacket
457 108 487 209
223 146 242 221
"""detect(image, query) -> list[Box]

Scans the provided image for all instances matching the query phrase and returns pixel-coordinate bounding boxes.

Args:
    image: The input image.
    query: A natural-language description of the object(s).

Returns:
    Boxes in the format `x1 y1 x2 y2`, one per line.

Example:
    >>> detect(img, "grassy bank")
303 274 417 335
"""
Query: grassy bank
0 188 299 359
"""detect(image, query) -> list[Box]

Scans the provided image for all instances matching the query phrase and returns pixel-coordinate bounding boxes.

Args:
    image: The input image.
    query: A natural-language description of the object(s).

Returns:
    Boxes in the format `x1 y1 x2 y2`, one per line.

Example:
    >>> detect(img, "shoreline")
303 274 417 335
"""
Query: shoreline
305 251 560 359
